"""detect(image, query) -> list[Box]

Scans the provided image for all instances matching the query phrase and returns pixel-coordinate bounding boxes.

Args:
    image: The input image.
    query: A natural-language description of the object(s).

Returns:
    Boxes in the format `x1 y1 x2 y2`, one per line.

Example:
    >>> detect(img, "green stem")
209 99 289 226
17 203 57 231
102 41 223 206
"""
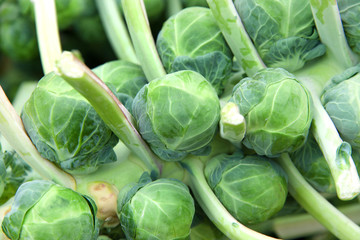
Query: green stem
33 0 62 74
181 157 279 240
277 153 360 240
122 0 166 81
310 0 357 69
166 0 183 18
294 57 360 200
95 0 139 64
55 51 161 178
272 203 360 239
206 0 265 77
0 87 76 189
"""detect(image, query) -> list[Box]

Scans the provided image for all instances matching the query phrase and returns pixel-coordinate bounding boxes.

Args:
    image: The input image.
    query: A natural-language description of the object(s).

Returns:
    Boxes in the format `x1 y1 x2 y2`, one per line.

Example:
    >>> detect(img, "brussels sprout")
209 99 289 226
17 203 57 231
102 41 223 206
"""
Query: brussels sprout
231 68 312 157
338 0 360 54
132 70 220 161
234 0 326 72
0 2 38 61
205 152 288 224
2 180 99 240
92 60 147 112
117 172 195 240
156 7 233 95
21 72 118 174
321 65 360 148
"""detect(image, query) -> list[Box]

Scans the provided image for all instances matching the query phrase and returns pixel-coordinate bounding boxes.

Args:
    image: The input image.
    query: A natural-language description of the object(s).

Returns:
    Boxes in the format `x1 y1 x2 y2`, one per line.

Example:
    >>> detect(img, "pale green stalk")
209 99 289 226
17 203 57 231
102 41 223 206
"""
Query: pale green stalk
219 102 246 145
277 153 360 240
95 0 139 64
206 0 266 77
295 57 360 200
33 0 62 74
310 0 358 69
122 0 166 81
55 51 161 178
166 0 183 18
0 87 76 189
272 203 360 239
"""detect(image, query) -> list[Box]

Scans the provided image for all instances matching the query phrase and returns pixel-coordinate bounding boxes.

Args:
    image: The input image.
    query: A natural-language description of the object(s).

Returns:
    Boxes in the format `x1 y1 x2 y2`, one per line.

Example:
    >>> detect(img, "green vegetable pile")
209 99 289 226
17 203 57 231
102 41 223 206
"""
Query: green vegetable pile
0 0 360 239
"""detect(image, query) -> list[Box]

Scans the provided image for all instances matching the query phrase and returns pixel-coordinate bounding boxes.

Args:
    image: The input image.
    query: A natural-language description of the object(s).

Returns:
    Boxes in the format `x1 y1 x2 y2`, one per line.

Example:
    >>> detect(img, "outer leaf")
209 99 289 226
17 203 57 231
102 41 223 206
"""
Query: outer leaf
338 0 360 54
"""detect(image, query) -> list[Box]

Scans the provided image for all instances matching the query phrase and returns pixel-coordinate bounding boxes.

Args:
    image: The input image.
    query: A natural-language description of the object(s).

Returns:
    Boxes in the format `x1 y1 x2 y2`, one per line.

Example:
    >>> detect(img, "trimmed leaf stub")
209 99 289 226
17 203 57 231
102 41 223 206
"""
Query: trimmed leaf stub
220 102 246 145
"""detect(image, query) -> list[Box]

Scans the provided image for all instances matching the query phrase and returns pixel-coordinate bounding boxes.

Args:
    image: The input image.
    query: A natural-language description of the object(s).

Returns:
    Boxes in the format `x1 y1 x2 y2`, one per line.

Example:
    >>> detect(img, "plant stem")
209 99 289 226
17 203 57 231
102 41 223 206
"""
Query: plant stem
55 51 161 178
294 57 360 200
277 153 360 240
181 157 279 240
272 203 360 239
310 0 358 69
0 87 76 189
95 0 138 64
121 0 166 81
166 0 183 18
206 0 266 77
33 0 62 74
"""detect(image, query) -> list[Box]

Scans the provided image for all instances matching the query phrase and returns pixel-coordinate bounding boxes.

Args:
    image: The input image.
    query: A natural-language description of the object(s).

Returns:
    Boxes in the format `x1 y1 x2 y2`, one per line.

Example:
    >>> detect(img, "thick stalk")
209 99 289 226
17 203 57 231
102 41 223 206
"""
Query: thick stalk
295 57 360 200
33 0 62 74
277 153 360 240
181 157 279 240
95 0 138 64
272 203 360 239
0 87 76 189
55 51 161 178
310 0 358 68
206 0 265 77
122 0 166 81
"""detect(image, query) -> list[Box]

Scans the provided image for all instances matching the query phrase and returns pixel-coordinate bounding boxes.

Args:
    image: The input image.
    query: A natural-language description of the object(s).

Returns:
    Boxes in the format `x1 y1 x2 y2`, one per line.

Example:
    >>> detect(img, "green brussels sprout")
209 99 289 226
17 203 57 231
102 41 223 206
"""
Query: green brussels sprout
92 60 148 112
234 0 326 72
205 152 288 224
21 72 118 174
156 7 233 95
338 0 360 54
19 0 88 29
231 68 312 157
117 172 195 240
132 70 220 161
2 180 99 240
0 2 38 61
321 65 360 148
